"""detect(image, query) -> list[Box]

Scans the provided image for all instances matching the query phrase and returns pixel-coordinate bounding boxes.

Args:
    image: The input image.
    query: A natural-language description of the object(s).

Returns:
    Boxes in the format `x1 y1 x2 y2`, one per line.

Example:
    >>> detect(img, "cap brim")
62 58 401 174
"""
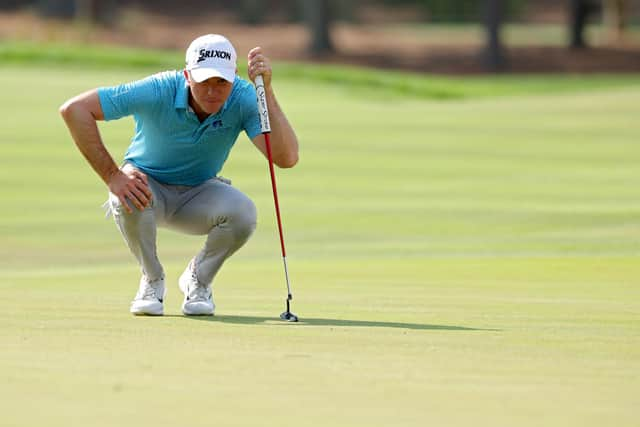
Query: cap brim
189 67 236 83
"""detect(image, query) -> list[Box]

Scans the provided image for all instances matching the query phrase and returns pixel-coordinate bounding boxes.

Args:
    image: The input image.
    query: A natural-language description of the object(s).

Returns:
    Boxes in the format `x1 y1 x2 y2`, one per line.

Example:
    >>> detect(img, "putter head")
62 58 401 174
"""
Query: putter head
280 311 299 322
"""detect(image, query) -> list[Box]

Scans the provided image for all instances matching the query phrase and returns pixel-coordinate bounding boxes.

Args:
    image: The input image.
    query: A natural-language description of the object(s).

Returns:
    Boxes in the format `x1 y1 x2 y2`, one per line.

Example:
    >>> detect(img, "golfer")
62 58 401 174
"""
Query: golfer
60 34 299 316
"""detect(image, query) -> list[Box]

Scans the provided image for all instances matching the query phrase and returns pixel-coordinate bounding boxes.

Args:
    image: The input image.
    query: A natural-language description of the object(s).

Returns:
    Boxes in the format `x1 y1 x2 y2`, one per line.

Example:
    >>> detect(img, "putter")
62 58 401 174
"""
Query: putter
255 75 299 323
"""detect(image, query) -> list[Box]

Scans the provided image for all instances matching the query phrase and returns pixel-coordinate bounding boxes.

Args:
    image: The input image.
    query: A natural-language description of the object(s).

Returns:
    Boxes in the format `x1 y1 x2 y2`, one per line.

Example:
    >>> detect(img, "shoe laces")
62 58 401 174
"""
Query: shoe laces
141 277 164 300
190 284 211 302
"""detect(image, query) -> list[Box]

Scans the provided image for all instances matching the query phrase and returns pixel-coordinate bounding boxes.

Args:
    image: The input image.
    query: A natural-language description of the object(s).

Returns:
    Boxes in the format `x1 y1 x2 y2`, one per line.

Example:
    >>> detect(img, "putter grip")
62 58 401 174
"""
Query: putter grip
255 75 271 133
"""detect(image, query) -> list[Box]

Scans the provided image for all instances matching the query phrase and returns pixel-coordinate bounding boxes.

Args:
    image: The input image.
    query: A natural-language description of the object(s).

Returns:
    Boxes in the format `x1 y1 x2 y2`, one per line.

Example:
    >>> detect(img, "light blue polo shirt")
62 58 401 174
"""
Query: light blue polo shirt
97 71 262 186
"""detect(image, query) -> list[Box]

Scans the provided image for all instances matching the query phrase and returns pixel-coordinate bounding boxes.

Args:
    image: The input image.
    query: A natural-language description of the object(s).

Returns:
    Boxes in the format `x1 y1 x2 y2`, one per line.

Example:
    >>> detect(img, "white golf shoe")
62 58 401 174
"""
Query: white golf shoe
179 262 215 316
130 276 165 316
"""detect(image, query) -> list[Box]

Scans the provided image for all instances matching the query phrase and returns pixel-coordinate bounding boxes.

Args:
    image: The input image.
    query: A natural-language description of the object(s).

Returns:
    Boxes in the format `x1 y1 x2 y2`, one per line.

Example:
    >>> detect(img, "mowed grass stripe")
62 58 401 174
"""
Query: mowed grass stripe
1 66 639 263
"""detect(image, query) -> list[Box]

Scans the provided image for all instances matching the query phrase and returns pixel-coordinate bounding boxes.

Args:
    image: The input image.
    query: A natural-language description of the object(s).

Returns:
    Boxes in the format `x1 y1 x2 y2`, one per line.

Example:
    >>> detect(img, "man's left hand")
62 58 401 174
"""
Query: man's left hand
248 47 272 89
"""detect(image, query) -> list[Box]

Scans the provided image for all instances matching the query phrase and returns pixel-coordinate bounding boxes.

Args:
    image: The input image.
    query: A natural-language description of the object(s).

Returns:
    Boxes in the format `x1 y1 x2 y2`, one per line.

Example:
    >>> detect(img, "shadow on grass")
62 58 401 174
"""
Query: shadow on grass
166 314 497 331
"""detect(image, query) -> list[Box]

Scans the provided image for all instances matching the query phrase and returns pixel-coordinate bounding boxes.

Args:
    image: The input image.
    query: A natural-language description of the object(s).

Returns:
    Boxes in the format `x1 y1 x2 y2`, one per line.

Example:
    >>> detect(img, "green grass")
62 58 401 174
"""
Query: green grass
3 40 640 100
0 55 639 427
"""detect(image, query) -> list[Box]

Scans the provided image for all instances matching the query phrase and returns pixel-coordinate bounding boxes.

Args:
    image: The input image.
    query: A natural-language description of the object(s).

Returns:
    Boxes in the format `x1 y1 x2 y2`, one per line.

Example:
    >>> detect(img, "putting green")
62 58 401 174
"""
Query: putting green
0 63 638 427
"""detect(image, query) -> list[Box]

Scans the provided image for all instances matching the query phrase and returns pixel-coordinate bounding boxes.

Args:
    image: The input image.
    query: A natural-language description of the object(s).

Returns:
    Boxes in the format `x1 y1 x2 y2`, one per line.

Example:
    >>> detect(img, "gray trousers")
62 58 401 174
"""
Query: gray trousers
108 172 257 286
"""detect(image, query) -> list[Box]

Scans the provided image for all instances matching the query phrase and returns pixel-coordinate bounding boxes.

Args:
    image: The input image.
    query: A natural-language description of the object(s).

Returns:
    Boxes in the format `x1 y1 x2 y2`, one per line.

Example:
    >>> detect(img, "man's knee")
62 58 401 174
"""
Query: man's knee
109 193 153 220
231 198 257 240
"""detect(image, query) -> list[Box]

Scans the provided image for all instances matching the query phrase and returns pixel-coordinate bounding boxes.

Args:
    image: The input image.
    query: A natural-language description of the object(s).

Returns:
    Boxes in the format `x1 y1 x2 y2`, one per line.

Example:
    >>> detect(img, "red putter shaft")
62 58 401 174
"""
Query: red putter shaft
263 132 287 258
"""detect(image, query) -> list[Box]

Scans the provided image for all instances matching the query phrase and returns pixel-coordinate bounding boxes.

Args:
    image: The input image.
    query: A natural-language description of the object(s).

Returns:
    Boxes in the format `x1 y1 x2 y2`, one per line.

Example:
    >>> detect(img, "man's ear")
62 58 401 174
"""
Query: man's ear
183 69 190 82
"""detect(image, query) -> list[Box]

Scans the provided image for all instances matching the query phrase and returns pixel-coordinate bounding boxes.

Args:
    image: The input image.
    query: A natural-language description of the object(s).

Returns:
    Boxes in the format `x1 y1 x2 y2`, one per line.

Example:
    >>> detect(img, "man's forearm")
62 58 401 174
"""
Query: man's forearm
265 86 299 168
60 101 120 185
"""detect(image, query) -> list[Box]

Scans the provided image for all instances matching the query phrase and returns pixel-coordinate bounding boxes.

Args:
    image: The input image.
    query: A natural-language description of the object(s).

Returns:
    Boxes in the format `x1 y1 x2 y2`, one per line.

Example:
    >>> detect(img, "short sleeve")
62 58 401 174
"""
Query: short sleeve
97 74 163 121
240 83 262 140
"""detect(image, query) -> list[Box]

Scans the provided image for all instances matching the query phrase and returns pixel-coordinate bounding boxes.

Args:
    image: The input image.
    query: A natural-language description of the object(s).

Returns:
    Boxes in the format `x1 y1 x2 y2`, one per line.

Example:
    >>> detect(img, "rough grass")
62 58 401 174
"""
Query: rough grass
0 57 638 427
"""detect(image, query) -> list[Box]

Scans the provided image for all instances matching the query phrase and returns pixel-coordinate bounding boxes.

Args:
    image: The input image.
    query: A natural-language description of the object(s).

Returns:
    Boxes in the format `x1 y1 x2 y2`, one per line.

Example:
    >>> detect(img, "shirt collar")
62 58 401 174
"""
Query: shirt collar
174 72 189 110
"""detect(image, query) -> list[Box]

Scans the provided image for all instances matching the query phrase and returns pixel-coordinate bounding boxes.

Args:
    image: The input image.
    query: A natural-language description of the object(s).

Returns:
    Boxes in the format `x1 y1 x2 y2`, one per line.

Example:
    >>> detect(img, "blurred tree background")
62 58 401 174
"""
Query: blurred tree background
1 0 639 73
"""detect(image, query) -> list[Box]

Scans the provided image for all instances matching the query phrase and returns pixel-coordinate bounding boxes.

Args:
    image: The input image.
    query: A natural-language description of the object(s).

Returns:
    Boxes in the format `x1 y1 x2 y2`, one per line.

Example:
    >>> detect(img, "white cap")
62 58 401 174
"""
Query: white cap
185 34 237 83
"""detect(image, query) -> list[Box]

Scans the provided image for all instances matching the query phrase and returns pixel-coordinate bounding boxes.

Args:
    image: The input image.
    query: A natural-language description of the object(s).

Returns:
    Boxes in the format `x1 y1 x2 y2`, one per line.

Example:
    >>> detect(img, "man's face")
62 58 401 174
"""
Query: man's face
184 70 234 116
